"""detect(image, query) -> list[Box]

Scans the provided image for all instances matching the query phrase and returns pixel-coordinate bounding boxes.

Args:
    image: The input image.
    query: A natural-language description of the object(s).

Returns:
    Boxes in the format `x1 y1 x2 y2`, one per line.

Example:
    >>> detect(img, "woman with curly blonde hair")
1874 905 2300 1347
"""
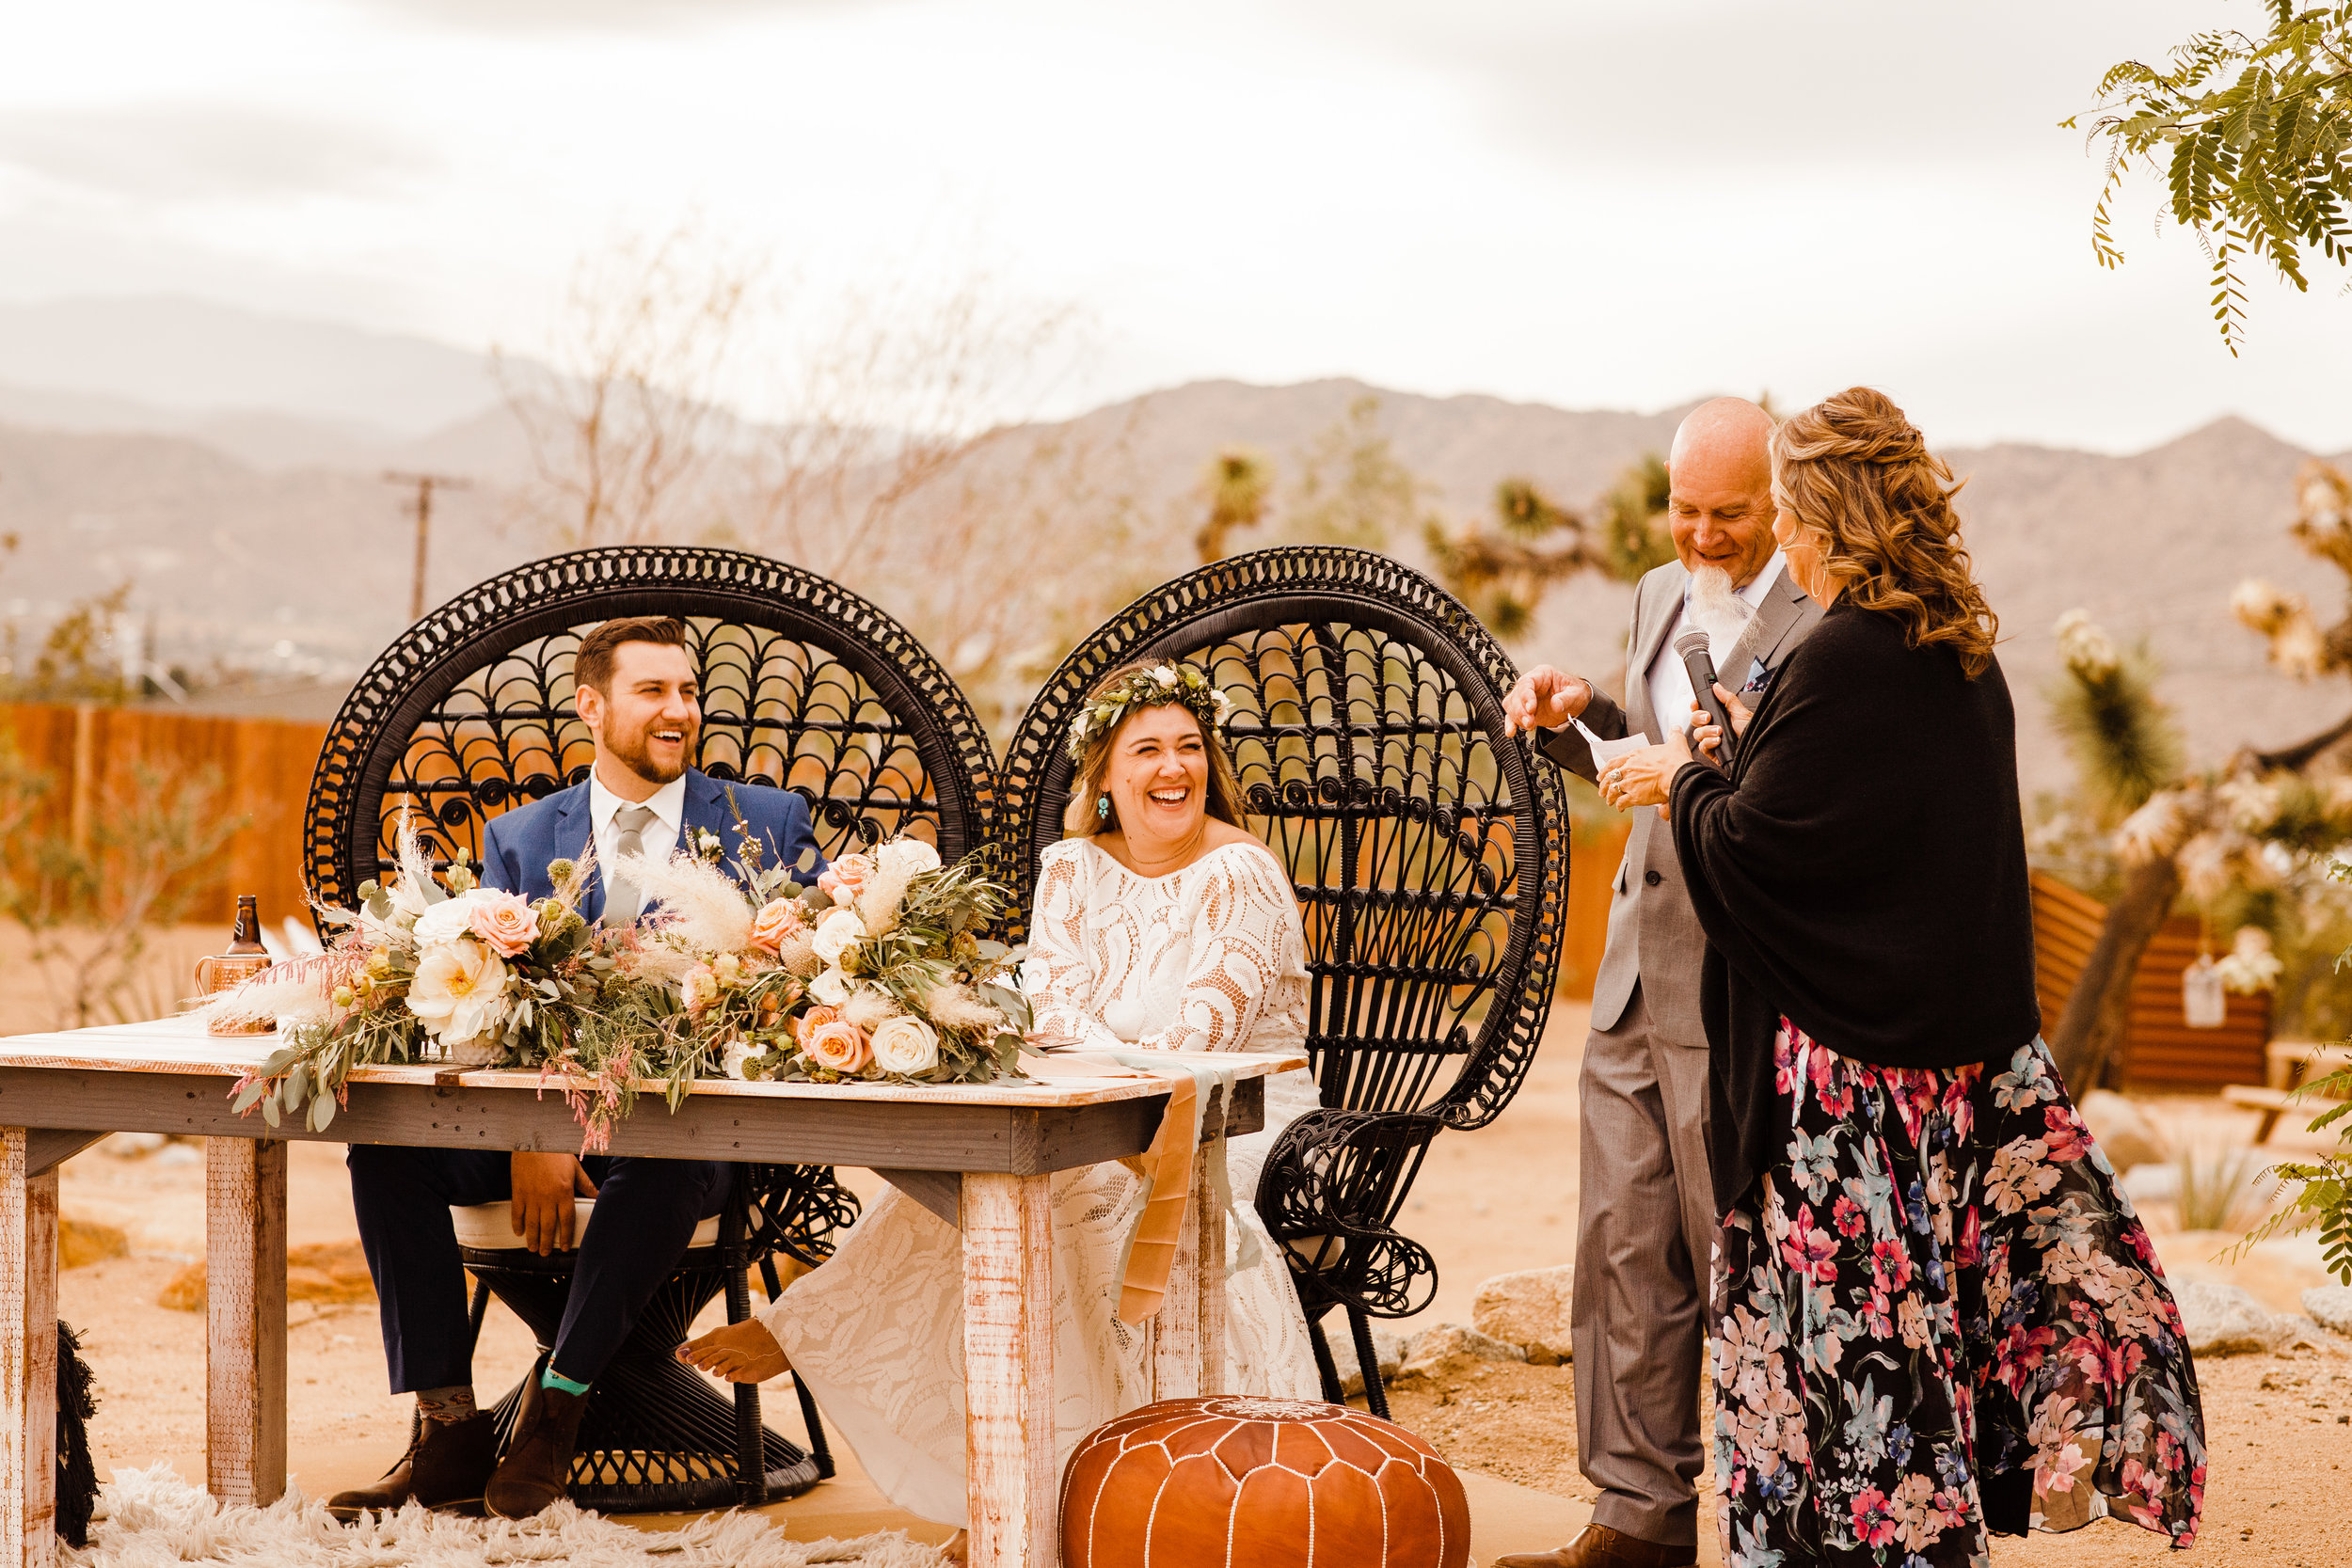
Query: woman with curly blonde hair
1659 388 2205 1561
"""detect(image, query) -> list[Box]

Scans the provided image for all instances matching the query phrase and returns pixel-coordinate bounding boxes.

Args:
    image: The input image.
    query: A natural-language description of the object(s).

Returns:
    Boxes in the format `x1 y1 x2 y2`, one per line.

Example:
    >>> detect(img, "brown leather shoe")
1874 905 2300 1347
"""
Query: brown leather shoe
1492 1523 1698 1568
325 1413 498 1521
483 1375 589 1519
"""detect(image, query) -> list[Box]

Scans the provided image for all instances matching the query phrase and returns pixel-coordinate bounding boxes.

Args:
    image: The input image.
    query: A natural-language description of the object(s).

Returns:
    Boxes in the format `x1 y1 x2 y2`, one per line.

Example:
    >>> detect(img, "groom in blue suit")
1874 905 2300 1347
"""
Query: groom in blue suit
331 615 824 1523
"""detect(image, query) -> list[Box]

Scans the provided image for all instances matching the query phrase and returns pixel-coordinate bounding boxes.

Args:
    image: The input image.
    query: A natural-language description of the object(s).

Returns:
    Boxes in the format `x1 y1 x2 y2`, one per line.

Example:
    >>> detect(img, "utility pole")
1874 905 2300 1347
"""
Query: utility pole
383 471 471 622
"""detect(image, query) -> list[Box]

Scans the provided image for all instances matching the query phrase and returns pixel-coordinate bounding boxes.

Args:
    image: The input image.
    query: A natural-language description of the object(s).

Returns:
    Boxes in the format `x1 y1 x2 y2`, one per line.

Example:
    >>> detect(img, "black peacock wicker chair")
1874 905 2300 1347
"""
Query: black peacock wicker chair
996 546 1568 1418
306 544 997 1510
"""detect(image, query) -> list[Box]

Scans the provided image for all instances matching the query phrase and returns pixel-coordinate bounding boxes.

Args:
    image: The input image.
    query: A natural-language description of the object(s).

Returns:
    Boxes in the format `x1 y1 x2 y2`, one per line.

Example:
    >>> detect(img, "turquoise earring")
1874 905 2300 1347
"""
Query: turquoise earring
1097 794 1111 822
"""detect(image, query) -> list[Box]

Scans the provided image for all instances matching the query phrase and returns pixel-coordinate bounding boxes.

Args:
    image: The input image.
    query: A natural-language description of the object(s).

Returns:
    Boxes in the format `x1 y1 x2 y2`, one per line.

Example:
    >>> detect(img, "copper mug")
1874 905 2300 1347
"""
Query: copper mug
195 954 274 1036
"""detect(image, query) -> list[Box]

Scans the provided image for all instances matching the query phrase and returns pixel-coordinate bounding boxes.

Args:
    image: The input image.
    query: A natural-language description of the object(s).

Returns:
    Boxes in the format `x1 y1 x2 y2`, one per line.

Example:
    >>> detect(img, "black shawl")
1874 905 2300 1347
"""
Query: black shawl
1668 601 2042 1218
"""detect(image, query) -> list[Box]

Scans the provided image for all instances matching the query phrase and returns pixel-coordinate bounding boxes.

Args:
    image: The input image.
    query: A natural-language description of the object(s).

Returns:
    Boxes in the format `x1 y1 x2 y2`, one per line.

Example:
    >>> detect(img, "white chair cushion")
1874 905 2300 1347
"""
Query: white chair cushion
449 1199 723 1251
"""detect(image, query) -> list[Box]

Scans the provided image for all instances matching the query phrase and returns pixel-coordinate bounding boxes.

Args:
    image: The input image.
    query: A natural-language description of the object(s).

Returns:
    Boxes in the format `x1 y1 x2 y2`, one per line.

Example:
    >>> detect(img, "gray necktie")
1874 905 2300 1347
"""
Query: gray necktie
604 803 658 926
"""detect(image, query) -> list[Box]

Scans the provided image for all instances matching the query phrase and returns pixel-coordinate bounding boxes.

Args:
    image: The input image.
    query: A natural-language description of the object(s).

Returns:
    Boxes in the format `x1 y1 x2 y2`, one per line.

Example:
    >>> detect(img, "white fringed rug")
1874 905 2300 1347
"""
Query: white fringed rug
72 1465 954 1568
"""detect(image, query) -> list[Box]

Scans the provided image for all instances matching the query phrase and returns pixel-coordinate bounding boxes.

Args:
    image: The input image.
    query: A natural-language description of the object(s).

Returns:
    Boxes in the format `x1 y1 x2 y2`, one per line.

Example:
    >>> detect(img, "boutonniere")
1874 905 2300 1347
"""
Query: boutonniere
693 827 724 863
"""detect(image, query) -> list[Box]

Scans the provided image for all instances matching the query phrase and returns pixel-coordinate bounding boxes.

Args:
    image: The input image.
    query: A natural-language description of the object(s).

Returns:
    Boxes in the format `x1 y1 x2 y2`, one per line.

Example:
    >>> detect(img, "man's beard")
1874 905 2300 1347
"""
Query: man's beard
1688 564 1756 657
607 717 696 785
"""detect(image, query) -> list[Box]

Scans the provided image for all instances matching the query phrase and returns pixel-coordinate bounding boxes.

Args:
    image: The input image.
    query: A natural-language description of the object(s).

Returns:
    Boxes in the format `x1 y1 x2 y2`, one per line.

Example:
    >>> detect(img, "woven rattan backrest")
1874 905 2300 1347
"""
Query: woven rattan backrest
306 546 996 916
998 547 1566 1131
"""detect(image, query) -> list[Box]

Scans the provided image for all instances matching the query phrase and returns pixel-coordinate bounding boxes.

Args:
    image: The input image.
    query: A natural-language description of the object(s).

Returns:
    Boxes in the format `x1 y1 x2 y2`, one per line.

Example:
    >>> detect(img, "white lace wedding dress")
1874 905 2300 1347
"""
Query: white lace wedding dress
757 837 1326 1527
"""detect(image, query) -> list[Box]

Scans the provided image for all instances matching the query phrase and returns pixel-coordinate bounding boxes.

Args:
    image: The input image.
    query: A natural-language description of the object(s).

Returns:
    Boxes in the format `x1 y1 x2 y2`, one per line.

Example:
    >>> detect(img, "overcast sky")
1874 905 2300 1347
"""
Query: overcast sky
3 0 2346 452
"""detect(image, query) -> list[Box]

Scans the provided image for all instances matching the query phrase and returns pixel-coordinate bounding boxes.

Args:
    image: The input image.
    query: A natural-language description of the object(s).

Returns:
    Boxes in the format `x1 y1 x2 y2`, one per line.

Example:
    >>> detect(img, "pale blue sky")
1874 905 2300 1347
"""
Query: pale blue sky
2 0 2345 451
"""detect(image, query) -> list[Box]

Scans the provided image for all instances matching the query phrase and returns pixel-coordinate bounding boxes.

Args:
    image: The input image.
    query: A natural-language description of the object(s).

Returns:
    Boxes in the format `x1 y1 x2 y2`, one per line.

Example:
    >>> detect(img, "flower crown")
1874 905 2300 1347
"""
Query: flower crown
1066 662 1235 761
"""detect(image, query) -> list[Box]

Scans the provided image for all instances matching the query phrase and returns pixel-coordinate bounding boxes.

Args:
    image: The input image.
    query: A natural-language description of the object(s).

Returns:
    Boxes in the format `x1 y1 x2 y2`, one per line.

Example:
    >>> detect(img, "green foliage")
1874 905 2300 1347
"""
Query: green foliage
2044 633 2185 823
0 731 242 1031
2068 2 2352 352
2 583 136 705
2253 1066 2352 1279
1596 453 1678 584
2177 1145 2263 1230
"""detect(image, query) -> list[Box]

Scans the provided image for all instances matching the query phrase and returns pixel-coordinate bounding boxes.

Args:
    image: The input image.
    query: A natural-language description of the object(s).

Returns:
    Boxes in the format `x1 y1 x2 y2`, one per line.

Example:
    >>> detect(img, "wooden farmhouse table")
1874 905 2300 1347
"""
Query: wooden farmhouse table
0 1016 1298 1568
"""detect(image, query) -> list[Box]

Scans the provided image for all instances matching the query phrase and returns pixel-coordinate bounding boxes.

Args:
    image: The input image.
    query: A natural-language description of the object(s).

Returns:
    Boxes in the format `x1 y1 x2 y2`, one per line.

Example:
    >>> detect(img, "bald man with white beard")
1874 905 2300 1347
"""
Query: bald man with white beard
1496 399 1821 1568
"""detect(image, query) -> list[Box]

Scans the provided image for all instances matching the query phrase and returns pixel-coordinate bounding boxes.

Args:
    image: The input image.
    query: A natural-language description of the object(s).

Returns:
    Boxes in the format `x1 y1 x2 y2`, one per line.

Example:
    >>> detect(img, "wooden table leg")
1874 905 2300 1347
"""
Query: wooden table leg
962 1172 1054 1568
205 1139 286 1507
1148 1170 1203 1404
1194 1156 1227 1399
0 1130 57 1568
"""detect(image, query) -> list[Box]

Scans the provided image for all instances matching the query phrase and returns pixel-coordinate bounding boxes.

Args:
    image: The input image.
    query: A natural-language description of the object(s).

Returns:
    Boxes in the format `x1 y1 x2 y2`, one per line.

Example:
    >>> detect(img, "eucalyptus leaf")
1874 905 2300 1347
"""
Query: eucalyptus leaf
310 1094 337 1132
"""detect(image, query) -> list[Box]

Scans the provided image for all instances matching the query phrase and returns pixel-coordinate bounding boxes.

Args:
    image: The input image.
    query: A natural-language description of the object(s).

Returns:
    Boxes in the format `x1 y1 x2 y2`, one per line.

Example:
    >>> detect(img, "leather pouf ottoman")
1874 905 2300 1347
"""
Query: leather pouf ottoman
1060 1396 1470 1568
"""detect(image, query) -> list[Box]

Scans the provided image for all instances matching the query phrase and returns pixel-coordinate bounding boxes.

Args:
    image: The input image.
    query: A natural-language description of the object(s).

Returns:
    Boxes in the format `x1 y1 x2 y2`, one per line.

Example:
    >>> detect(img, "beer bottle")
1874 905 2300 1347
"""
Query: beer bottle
228 895 267 956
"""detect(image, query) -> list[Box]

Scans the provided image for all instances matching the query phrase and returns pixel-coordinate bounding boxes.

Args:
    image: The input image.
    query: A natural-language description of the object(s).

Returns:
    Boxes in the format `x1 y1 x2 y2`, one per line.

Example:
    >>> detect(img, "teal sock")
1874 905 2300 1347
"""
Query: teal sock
541 1366 591 1398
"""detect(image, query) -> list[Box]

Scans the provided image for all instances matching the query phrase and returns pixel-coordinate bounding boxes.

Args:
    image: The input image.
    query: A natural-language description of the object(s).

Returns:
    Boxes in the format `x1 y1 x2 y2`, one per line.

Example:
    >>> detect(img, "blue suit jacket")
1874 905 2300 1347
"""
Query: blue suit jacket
478 768 826 920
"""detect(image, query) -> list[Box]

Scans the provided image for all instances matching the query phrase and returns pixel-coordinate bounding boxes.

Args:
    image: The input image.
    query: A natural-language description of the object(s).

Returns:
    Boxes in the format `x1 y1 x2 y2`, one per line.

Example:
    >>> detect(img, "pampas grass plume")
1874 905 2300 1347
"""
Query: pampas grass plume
854 864 915 937
842 990 900 1029
628 852 755 954
923 983 1003 1031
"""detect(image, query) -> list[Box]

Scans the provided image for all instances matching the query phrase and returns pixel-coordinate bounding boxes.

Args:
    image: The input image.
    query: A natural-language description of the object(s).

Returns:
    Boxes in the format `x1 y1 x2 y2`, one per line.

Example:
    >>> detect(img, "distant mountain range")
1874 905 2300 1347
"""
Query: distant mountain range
0 295 2344 799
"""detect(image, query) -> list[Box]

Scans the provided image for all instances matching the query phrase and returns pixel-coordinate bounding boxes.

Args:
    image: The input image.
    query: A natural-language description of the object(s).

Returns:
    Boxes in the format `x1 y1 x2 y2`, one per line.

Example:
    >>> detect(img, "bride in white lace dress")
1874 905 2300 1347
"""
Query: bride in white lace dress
678 660 1324 1531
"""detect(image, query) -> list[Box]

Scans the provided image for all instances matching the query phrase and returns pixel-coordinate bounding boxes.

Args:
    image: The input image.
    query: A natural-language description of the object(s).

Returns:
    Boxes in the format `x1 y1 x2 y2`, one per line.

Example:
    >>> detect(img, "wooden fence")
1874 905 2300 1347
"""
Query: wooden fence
1 704 328 934
2030 871 2269 1091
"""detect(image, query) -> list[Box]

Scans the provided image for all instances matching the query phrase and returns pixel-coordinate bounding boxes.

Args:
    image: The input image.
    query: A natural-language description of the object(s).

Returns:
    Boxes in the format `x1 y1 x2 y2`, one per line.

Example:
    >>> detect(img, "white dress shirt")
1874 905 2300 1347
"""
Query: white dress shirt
588 770 687 901
1643 550 1787 742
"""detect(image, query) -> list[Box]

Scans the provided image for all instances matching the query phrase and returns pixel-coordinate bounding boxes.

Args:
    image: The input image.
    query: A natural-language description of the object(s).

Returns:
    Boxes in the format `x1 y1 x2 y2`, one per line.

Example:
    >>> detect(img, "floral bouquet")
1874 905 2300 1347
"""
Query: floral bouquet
207 801 1031 1148
550 824 1032 1144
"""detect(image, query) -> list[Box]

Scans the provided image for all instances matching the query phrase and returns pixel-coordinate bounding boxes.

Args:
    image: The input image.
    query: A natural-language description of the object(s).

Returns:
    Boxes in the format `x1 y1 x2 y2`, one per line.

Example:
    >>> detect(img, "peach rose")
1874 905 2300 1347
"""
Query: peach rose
681 963 721 1013
803 1019 871 1074
751 898 805 953
465 889 539 958
817 852 877 907
792 1005 842 1047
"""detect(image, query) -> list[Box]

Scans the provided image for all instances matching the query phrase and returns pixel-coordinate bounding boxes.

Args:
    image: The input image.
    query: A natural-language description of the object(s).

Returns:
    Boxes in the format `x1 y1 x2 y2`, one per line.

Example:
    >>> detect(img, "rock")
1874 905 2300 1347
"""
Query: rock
1401 1323 1527 1375
2174 1280 2296 1356
101 1132 166 1159
155 1242 378 1313
1470 1264 1574 1362
2120 1163 2180 1204
58 1217 128 1270
1337 1325 1409 1397
156 1262 205 1313
2077 1089 2169 1173
2301 1285 2352 1336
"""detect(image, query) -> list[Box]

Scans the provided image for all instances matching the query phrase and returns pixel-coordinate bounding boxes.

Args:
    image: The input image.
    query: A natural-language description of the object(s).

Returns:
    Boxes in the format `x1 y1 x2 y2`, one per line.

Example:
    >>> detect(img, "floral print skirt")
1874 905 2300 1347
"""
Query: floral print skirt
1711 1023 2205 1565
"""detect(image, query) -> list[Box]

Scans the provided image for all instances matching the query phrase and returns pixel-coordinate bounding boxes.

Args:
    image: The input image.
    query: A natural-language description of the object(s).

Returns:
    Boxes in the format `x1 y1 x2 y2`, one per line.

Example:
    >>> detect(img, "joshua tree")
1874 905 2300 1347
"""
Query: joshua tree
1422 455 1677 640
2049 457 2352 1090
1195 447 1273 563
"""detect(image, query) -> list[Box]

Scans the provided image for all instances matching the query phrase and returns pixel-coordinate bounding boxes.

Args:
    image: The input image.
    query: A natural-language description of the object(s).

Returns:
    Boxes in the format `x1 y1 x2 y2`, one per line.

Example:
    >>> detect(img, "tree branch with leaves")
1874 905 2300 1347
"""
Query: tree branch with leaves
2068 1 2352 353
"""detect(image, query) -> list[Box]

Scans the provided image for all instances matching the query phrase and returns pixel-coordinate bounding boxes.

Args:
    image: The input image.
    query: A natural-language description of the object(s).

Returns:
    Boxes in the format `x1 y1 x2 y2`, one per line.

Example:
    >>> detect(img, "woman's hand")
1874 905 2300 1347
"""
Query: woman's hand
1685 684 1755 765
1596 743 1677 810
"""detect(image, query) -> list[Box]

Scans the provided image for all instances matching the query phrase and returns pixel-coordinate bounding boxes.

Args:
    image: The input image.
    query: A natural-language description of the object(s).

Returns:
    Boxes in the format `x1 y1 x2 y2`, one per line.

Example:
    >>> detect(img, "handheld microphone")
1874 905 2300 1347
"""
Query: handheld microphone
1674 628 1736 768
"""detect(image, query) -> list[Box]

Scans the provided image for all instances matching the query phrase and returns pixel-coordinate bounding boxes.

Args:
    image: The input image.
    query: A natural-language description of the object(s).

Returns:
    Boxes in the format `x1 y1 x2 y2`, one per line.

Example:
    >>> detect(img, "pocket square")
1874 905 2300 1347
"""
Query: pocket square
1740 657 1773 695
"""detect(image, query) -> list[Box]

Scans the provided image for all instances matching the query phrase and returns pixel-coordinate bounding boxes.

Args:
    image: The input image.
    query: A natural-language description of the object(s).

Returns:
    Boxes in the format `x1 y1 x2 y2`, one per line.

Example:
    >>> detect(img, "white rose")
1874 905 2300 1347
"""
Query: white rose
808 967 852 1006
405 937 512 1044
412 888 489 948
810 907 866 967
870 1014 941 1076
877 838 943 879
1152 664 1179 689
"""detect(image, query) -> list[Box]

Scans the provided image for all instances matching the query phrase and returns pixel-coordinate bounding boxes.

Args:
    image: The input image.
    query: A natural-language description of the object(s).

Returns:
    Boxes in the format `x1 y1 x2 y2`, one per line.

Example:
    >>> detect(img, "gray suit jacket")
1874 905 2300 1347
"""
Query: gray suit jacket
1541 562 1823 1044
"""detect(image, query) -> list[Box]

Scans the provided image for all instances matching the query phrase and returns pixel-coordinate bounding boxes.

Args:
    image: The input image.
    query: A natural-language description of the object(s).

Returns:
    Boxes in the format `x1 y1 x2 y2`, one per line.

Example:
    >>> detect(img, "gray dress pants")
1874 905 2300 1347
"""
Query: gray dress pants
1572 982 1717 1548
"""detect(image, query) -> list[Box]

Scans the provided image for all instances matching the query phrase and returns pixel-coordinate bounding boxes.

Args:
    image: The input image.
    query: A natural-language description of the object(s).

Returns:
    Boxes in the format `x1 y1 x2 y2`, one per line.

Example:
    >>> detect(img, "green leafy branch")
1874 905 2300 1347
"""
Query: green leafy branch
2067 2 2352 352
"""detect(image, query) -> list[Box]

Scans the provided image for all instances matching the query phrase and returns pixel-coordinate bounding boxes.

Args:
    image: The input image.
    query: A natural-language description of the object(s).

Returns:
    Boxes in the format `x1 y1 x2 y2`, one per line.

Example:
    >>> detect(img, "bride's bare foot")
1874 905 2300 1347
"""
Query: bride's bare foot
675 1318 790 1384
